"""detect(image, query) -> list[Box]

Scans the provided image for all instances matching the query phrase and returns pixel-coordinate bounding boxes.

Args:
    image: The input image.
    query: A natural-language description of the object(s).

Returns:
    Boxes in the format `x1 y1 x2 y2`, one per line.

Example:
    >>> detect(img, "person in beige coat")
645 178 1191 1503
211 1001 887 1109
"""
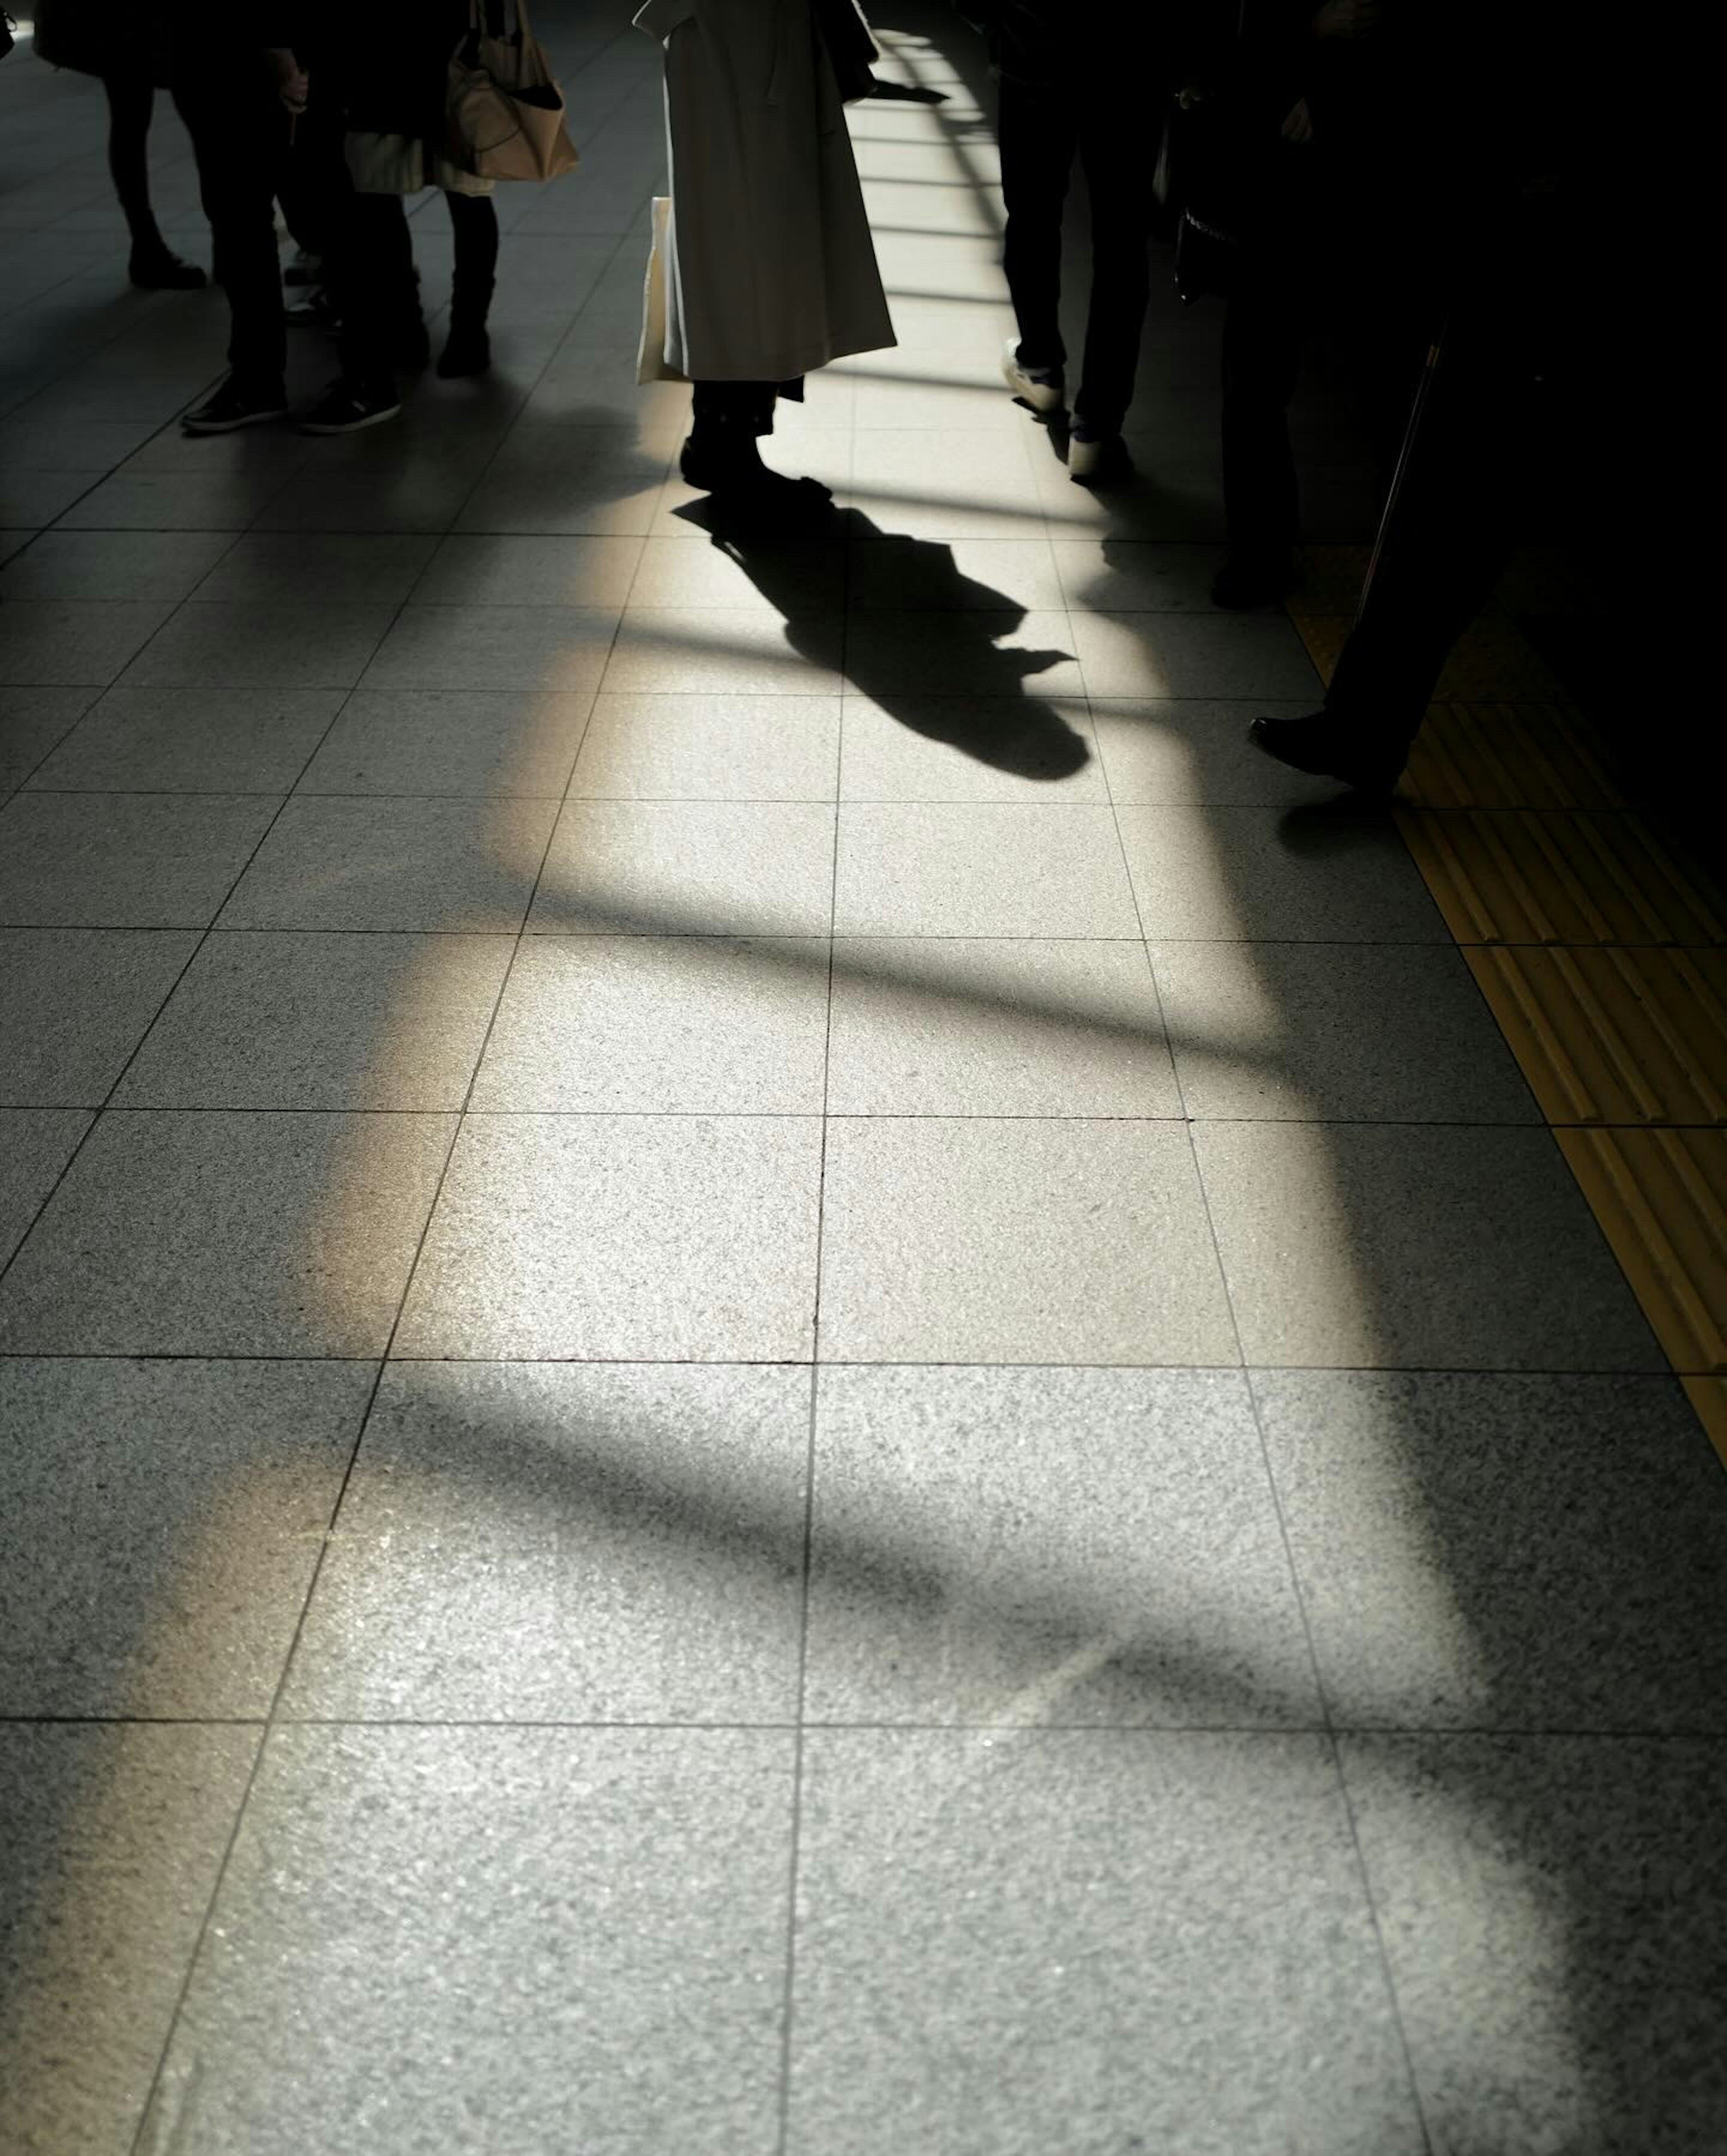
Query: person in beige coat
635 0 895 510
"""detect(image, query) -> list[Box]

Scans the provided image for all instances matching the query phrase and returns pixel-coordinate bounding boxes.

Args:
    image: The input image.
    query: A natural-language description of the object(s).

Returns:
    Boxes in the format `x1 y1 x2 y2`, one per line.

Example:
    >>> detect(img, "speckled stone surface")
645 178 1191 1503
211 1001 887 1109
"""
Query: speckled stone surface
1088 698 1327 806
0 684 100 797
836 692 1103 803
1151 939 1539 1122
0 1722 259 2156
818 1117 1236 1365
114 931 514 1110
832 802 1140 938
27 684 345 794
0 1357 371 1714
0 791 281 928
215 795 560 933
1115 802 1449 943
826 936 1178 1117
525 800 837 937
569 692 841 801
1067 611 1321 699
283 1361 810 1722
471 935 830 1113
296 687 597 799
803 1366 1320 1727
786 1728 1423 2156
0 1105 91 1263
0 928 199 1104
122 600 395 689
394 1114 823 1361
1339 1734 1727 2156
1196 1122 1664 1370
142 1726 794 2156
0 1109 454 1354
1254 1370 1727 1731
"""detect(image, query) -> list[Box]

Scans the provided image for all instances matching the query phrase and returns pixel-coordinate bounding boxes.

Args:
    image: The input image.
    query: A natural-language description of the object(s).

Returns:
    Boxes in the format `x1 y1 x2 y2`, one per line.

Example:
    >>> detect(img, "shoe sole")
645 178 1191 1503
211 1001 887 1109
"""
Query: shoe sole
181 407 289 435
299 404 403 436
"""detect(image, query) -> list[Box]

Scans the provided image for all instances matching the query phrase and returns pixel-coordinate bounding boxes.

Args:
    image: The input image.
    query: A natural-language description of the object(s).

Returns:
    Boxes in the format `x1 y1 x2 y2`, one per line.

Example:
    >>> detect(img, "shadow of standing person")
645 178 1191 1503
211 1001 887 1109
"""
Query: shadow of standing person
673 498 1091 783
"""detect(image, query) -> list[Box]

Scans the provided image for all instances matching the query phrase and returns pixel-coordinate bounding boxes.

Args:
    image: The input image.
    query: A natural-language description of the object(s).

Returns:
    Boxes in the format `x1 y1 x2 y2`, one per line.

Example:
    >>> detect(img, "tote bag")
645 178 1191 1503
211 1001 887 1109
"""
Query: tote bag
447 0 579 183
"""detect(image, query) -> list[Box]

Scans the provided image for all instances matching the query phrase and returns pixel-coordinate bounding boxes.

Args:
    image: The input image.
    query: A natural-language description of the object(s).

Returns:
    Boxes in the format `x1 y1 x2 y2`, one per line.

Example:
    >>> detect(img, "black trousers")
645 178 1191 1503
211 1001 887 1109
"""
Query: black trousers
173 57 293 389
1327 304 1533 745
998 72 1155 434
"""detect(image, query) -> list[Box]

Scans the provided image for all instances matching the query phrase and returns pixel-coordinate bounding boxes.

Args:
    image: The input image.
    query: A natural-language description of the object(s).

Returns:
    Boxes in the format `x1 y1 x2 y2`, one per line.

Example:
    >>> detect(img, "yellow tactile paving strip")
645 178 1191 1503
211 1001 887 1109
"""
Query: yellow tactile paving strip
1288 568 1727 1465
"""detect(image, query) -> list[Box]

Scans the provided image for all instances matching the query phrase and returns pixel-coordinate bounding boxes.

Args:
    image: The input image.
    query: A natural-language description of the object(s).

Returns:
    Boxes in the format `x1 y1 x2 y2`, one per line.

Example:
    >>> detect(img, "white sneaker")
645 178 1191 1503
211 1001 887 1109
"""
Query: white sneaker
1001 337 1065 415
1067 428 1132 486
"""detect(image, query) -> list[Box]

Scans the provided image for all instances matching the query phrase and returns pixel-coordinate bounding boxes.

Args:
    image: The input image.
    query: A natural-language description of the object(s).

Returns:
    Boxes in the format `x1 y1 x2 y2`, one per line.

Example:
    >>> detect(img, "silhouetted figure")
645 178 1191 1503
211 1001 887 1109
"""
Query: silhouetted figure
31 0 206 287
636 0 895 516
966 0 1170 485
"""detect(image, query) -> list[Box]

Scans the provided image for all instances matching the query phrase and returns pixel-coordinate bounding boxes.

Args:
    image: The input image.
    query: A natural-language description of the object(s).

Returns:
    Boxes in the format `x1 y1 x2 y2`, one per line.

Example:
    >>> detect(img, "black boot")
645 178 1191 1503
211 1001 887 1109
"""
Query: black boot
438 283 493 378
1246 711 1406 795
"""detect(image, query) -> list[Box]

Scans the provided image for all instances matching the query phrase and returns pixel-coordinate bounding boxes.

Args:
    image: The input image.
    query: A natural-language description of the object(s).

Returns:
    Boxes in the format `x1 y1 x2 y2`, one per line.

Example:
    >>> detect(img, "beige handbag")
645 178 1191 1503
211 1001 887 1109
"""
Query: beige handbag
446 0 579 183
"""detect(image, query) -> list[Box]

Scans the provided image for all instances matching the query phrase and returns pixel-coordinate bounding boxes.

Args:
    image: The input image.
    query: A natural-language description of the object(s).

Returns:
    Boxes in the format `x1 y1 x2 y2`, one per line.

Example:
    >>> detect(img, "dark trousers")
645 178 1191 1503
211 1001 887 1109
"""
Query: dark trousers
998 72 1154 434
1220 264 1305 566
446 190 499 320
690 379 804 439
1327 306 1532 745
173 58 291 389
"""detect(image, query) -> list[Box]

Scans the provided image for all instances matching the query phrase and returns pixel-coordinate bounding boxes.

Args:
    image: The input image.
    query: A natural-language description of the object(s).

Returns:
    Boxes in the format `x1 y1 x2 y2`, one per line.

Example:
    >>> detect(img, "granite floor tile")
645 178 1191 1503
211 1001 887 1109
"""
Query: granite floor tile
28 684 343 794
818 1118 1236 1365
0 527 233 602
0 1357 372 1714
569 693 841 801
0 682 100 795
1070 612 1320 699
841 429 1044 542
415 532 645 609
1115 803 1451 942
395 1113 823 1360
826 936 1177 1116
217 795 558 933
1151 940 1540 1121
294 687 594 799
123 602 393 689
1339 1734 1727 2156
602 609 844 696
628 534 847 613
528 800 836 937
787 1729 1421 2156
837 692 1101 800
50 469 282 530
834 803 1139 937
804 1366 1320 1727
1196 1122 1663 1370
847 534 1062 613
471 935 829 1113
843 610 1083 700
0 1105 91 1265
1256 1370 1727 1731
0 1723 260 2156
0 790 279 926
456 428 673 536
115 931 514 1110
362 603 621 693
0 926 195 1104
0 597 172 685
1089 698 1332 806
189 531 438 606
1051 538 1228 612
0 1109 454 1356
143 1726 794 2156
284 1362 810 1722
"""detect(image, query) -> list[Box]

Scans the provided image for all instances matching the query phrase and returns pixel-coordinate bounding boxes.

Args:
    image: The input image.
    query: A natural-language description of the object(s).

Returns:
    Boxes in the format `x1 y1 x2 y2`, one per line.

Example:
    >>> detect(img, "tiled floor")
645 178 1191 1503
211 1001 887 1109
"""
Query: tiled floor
3 8 1725 2154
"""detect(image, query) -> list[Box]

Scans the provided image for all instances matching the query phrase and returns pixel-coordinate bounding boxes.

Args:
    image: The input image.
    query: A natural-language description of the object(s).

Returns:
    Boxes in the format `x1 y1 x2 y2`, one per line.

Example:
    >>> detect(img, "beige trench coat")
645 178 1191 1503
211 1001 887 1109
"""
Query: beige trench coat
634 0 895 381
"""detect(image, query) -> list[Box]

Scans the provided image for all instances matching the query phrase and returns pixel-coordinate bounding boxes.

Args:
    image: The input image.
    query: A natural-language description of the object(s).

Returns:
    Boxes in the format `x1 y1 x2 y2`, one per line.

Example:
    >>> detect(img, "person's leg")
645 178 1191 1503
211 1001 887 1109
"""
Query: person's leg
1071 105 1153 440
301 185 411 432
681 381 829 516
104 74 203 286
1217 261 1305 600
998 69 1078 388
173 61 290 422
438 189 498 377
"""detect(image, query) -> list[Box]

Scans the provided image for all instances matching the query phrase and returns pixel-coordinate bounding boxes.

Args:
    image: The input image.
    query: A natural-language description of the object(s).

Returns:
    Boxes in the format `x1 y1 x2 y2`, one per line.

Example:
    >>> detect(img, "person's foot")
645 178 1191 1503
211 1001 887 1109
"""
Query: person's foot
678 438 832 518
1001 337 1065 416
1212 552 1293 609
392 319 432 372
1247 711 1405 794
130 247 206 291
181 377 289 434
1067 425 1133 486
300 377 403 435
437 322 492 379
285 289 342 332
283 249 323 288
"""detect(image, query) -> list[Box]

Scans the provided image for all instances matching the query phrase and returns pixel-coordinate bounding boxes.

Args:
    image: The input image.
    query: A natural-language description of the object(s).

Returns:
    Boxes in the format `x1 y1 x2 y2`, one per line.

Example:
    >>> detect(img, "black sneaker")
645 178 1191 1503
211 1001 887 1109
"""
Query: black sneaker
299 377 403 435
130 248 206 291
286 288 342 332
182 377 289 434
